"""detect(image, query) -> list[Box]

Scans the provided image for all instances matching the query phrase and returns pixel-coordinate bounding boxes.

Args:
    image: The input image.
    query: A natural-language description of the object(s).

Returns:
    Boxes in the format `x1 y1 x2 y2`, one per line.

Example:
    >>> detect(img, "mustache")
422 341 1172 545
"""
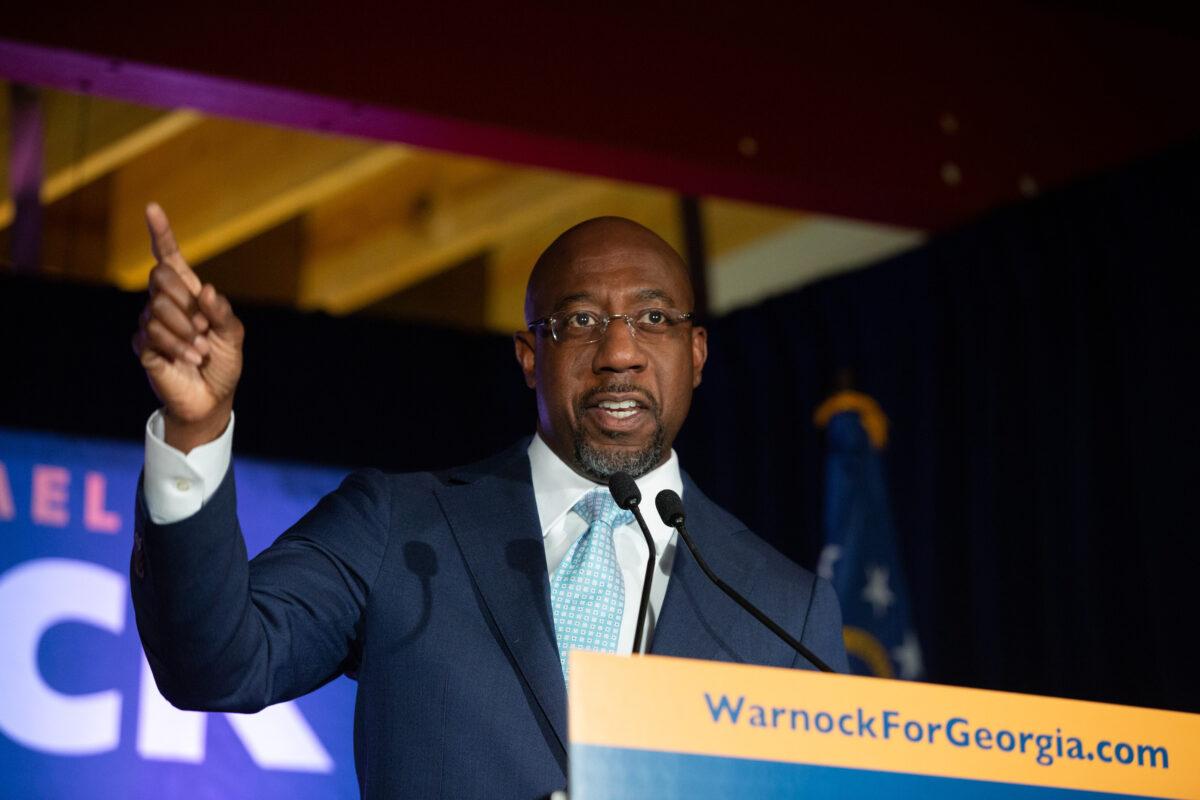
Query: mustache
577 382 659 413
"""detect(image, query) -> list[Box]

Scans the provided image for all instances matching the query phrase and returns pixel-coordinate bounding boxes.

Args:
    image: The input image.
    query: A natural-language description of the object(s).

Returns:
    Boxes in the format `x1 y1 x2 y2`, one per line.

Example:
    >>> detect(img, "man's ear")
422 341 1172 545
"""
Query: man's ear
513 330 538 389
691 326 708 388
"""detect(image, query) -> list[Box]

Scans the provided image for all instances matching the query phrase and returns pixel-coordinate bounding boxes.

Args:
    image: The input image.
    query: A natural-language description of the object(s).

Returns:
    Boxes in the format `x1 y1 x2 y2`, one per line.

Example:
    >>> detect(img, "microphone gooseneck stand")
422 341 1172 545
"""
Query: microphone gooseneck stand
654 489 834 673
607 471 656 655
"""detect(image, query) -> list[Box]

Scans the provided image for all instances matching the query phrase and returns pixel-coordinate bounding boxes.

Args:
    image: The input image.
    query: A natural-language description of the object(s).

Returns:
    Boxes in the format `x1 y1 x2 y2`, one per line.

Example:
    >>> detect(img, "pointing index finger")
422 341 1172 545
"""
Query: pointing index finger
145 202 202 296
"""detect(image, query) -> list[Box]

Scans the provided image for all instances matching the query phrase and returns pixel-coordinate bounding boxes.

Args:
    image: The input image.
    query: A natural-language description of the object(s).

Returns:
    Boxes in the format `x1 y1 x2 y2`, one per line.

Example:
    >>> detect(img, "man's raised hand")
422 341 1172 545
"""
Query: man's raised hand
132 203 244 453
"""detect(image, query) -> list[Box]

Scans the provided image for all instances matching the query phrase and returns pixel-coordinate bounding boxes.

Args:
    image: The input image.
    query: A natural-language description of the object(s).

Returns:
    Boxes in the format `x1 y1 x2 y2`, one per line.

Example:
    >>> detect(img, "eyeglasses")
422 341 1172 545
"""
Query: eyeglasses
528 308 695 344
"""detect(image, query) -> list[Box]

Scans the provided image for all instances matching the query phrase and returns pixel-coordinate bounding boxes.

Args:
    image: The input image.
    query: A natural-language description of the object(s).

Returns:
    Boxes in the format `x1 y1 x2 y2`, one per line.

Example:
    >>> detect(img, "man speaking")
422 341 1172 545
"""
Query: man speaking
130 202 848 799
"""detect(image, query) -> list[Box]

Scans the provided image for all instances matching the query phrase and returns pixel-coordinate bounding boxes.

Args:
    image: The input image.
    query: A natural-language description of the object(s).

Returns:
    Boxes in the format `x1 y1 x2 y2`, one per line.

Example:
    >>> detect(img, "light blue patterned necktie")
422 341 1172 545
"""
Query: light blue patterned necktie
550 488 634 685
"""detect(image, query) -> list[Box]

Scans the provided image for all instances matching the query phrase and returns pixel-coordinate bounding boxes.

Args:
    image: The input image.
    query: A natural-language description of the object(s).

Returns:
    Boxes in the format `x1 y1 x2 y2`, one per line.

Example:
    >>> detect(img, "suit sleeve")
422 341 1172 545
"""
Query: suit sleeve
796 575 851 673
131 465 389 712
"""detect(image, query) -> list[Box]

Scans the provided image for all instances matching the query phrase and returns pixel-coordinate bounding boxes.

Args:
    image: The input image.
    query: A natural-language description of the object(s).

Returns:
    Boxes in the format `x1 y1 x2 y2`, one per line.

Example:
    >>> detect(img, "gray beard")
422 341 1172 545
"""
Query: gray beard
573 420 666 481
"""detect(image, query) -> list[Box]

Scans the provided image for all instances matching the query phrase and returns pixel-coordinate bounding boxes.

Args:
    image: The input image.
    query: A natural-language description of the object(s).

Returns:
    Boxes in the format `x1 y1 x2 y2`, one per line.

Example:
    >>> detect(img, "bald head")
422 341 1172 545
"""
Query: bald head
524 217 693 323
512 214 707 482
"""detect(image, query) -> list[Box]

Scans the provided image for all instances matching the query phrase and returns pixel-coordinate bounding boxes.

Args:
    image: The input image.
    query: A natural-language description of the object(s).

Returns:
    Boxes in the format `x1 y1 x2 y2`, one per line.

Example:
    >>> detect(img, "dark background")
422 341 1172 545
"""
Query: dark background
4 138 1197 714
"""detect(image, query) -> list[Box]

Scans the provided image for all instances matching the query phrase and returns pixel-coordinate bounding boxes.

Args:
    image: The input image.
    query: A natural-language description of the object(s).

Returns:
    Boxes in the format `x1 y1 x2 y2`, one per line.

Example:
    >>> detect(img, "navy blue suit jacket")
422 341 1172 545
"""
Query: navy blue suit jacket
131 439 847 799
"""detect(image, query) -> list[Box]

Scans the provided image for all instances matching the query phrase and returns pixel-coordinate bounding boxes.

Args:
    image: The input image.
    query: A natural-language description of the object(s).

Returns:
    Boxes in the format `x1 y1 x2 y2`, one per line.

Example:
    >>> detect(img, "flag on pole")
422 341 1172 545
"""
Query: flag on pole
814 390 923 680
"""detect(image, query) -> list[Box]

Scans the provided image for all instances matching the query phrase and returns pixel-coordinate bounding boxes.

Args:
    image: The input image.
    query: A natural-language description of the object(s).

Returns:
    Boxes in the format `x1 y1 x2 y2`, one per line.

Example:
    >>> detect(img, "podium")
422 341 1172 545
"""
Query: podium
568 652 1200 799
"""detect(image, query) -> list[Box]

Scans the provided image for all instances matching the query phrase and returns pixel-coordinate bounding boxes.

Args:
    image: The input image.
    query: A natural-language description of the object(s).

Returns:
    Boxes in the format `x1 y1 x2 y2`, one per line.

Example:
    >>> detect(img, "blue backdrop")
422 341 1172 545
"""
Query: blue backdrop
0 428 359 798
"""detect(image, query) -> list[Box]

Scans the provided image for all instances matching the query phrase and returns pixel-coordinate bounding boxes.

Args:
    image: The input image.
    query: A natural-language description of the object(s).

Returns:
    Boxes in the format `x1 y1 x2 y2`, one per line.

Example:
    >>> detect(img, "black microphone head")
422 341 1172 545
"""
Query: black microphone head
655 490 686 527
608 471 641 509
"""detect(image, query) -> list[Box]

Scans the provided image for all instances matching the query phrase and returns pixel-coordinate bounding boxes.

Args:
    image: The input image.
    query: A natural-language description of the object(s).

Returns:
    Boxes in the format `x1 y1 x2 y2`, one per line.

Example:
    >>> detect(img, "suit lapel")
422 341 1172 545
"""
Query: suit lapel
434 452 768 751
650 474 764 663
434 445 568 754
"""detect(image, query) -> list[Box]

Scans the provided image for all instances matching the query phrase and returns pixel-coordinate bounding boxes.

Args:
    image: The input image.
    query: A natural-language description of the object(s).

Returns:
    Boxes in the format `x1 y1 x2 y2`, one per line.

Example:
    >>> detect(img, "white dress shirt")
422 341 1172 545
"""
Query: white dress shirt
142 411 681 653
526 434 680 654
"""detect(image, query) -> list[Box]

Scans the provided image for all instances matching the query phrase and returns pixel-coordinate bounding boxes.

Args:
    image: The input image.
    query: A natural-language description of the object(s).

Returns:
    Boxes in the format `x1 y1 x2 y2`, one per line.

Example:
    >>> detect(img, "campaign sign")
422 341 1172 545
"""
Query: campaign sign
569 652 1200 800
0 427 359 798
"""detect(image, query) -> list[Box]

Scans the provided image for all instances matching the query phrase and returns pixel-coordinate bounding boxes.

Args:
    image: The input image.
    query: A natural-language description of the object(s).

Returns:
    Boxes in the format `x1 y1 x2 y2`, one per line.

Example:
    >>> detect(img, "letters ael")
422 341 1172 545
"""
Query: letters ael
0 461 122 533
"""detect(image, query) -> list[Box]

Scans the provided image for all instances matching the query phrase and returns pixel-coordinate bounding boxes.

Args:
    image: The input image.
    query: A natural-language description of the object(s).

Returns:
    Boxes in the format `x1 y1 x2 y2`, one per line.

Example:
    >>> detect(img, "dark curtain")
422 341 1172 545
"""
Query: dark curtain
4 140 1197 713
680 140 1200 712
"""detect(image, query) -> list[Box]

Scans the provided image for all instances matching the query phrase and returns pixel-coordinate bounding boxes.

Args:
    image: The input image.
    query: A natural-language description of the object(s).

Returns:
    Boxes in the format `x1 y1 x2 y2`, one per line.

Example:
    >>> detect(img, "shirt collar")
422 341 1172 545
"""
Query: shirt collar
527 433 683 552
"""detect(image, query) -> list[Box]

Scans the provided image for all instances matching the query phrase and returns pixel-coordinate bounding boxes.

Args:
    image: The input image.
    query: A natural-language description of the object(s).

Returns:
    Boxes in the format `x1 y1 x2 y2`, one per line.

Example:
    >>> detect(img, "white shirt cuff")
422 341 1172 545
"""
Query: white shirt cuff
143 409 234 525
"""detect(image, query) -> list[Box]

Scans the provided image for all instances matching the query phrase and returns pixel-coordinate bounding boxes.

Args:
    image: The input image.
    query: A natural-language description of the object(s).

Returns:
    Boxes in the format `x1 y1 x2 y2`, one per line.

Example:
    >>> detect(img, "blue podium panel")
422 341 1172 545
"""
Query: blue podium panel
574 746 1150 800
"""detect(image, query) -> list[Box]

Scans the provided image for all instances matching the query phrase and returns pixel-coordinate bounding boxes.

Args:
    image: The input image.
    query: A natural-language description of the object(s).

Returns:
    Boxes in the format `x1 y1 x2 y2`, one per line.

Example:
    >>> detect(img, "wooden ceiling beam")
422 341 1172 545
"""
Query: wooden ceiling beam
301 154 504 261
298 170 623 314
0 96 200 229
37 111 200 213
0 83 829 331
104 118 412 289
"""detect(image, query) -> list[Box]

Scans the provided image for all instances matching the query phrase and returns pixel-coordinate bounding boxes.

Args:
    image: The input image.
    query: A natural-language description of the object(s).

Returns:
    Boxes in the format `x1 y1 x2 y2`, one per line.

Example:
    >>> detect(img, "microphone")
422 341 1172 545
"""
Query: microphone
654 490 834 673
608 471 656 655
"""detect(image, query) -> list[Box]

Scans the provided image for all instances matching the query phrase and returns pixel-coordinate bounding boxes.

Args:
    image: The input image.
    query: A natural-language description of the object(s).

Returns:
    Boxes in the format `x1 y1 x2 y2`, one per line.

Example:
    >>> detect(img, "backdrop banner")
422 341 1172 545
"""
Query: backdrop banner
0 427 359 799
